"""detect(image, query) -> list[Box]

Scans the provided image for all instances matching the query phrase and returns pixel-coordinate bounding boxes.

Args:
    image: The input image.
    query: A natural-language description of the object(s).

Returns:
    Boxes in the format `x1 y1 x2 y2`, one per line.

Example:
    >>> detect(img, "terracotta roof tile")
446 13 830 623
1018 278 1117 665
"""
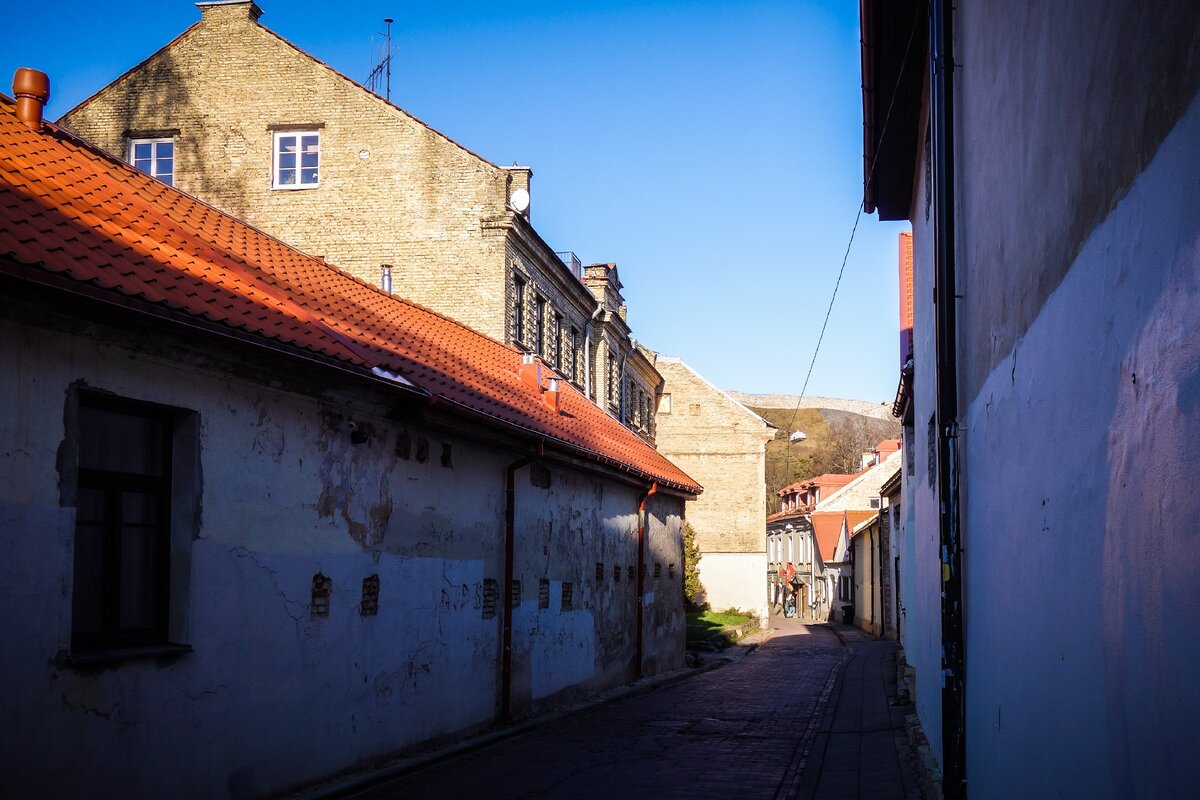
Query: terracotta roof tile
0 97 700 495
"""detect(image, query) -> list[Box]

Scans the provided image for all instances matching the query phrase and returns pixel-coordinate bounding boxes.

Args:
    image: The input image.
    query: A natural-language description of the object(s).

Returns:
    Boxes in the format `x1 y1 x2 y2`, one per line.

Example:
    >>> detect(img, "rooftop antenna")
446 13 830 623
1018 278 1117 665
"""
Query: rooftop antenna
366 17 395 100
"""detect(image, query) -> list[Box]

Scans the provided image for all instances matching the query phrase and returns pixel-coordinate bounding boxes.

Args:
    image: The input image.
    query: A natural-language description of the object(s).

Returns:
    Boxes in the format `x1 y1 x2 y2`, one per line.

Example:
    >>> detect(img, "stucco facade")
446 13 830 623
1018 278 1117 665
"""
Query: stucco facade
655 358 774 618
0 311 686 798
0 84 697 798
863 1 1200 795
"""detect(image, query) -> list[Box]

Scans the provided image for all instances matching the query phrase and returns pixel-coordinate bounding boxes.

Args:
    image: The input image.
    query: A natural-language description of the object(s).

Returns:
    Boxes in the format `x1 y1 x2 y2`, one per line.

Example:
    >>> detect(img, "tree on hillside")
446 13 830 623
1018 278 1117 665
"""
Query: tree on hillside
812 414 887 474
764 412 900 514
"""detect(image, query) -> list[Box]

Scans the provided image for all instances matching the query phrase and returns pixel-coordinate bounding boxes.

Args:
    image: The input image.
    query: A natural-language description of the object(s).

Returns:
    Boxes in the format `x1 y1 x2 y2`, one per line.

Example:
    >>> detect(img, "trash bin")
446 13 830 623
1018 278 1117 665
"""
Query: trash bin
842 605 854 625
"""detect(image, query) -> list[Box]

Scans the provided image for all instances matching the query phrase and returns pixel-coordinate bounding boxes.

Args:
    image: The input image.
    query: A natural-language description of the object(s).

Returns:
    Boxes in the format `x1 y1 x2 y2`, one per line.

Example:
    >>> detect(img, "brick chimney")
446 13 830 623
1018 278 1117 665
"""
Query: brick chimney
12 68 50 130
505 166 532 221
196 0 264 23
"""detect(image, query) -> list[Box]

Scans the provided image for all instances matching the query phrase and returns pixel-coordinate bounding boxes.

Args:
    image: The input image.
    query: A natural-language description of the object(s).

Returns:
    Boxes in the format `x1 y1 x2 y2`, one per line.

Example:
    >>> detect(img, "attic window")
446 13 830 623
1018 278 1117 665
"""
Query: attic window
273 131 320 189
869 497 882 510
129 138 174 186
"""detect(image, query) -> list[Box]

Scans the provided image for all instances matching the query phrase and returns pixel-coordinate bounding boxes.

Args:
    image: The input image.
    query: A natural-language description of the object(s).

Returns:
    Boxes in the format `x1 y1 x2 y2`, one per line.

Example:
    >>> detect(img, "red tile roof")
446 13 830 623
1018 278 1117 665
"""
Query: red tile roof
810 511 845 564
0 95 701 495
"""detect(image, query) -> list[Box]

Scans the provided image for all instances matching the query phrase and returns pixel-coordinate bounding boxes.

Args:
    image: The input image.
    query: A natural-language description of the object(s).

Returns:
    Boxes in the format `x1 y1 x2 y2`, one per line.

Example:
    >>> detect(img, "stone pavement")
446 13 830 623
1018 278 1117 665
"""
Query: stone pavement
301 618 922 800
798 625 924 800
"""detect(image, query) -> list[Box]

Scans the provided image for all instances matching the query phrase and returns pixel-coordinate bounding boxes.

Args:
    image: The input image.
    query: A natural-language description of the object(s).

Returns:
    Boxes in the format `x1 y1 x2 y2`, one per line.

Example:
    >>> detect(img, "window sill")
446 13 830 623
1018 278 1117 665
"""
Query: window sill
271 184 320 191
56 642 193 668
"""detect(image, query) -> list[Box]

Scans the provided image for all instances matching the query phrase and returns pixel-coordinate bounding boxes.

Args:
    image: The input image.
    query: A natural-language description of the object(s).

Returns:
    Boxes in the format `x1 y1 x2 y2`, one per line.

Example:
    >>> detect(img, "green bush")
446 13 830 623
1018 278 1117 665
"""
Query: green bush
683 521 705 607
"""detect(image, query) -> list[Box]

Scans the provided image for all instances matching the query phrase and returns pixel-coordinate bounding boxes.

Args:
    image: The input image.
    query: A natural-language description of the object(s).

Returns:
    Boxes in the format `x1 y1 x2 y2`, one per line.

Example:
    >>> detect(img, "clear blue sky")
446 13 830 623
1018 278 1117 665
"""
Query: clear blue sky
3 0 909 402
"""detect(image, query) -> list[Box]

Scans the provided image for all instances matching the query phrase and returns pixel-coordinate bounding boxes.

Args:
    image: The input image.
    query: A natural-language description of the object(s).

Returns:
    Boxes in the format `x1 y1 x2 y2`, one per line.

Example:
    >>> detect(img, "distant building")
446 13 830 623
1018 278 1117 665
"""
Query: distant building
654 358 775 618
0 76 700 799
767 444 899 621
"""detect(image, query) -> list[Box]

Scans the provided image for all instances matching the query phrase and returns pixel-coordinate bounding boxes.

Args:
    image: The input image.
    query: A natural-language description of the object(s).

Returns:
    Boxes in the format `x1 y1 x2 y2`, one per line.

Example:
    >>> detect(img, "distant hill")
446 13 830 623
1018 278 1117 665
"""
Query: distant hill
728 391 894 420
740 398 900 514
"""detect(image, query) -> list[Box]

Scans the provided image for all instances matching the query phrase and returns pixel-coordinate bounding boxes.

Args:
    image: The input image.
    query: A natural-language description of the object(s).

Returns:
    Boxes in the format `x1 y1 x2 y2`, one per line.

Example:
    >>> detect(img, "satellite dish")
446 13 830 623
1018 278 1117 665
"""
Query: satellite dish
509 188 530 213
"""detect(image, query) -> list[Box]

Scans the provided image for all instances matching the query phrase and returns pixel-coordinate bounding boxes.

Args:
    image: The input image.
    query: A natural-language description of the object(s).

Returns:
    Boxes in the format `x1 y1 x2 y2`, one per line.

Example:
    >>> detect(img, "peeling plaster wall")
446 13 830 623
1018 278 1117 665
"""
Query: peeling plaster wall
960 89 1200 799
0 317 686 799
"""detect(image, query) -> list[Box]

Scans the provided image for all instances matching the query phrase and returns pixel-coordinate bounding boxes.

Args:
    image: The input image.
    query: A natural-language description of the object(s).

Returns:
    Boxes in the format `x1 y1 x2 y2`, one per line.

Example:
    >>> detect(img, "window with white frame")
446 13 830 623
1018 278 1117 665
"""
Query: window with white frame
273 131 320 189
129 138 174 186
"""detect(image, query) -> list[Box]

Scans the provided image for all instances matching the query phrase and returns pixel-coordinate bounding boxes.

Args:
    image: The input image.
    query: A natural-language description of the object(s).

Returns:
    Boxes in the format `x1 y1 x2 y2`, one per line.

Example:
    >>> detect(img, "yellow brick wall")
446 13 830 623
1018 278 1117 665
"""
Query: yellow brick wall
59 2 590 347
654 359 772 554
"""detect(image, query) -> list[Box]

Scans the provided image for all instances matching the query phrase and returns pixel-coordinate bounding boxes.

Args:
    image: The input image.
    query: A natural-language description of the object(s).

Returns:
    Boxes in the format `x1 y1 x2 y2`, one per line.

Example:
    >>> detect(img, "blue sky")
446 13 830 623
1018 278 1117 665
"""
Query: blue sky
3 0 909 402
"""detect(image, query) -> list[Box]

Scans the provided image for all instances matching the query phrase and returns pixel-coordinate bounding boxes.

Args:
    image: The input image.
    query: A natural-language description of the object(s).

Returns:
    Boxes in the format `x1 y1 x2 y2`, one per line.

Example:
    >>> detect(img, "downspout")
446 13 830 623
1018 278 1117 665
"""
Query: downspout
583 303 602 401
502 440 543 721
635 481 658 679
930 0 966 795
878 498 886 637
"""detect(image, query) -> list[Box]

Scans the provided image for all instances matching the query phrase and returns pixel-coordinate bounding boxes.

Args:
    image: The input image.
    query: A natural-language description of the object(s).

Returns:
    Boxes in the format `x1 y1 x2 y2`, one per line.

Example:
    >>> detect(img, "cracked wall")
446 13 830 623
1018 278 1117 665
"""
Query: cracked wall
0 308 686 799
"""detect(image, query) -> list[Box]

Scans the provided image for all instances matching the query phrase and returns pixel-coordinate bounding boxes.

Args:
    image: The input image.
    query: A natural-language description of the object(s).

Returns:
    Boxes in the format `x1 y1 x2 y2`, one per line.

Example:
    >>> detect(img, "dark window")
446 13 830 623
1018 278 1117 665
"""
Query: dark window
553 313 563 368
606 354 616 405
482 578 499 619
535 297 546 356
361 574 380 617
654 563 662 579
595 562 604 581
72 396 173 651
514 277 526 344
569 327 579 383
613 565 621 582
927 415 937 488
561 581 574 610
538 578 550 609
311 573 332 618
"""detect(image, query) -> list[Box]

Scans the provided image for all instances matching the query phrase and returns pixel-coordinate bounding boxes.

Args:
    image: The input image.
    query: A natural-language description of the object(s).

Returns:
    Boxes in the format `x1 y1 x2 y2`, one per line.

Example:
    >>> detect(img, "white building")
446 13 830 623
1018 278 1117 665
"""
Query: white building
0 76 700 799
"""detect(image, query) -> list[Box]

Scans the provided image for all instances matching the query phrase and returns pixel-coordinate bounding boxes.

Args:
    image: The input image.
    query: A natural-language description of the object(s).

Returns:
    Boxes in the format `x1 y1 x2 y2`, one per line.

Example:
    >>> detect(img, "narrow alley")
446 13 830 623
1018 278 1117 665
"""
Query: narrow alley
309 622 922 800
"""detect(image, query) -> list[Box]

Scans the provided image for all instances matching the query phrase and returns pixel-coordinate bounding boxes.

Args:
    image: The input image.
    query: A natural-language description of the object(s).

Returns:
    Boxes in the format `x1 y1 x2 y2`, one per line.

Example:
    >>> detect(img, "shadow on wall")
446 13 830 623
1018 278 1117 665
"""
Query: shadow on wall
113 51 252 221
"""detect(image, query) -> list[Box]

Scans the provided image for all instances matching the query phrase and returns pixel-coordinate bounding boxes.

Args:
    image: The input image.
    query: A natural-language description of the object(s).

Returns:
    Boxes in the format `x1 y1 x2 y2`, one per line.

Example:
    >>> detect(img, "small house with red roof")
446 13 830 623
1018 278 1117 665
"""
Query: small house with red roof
0 71 699 799
766 445 900 621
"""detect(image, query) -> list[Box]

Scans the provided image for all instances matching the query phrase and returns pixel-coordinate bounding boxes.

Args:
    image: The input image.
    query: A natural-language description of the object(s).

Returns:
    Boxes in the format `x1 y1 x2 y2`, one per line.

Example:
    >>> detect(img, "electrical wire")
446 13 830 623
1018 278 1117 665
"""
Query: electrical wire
781 5 922 485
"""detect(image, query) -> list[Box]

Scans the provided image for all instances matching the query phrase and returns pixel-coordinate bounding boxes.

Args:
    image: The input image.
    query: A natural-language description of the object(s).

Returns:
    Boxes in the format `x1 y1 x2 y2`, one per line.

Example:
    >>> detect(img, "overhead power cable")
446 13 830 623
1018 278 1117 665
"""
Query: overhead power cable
781 6 921 484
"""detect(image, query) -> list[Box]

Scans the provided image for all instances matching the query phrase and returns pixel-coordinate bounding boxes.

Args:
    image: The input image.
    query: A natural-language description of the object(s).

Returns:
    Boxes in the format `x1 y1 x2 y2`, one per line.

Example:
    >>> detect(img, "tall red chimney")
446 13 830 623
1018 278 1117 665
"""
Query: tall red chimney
13 68 50 130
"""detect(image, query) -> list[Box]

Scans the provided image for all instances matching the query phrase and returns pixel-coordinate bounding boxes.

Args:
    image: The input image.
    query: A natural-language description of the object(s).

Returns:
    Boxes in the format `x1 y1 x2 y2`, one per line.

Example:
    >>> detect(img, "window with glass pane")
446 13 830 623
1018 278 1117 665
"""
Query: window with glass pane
534 298 545 356
553 313 563 368
128 138 174 185
72 396 172 650
274 131 320 188
514 277 526 343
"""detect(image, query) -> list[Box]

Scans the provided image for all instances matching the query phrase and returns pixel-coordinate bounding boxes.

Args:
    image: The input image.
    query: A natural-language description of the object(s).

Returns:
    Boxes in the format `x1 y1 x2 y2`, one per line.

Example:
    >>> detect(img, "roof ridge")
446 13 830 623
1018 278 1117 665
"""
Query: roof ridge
250 17 504 173
0 102 701 495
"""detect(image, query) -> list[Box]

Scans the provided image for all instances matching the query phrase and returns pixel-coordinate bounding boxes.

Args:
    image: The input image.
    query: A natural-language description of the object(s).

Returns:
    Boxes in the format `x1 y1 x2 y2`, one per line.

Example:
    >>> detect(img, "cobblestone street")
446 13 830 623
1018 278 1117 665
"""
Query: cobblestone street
321 620 920 800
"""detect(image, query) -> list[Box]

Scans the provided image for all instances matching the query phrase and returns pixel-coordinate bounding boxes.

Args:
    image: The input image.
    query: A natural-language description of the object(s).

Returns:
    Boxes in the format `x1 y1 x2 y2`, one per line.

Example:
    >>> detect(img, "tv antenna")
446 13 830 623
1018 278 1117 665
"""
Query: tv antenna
366 17 395 100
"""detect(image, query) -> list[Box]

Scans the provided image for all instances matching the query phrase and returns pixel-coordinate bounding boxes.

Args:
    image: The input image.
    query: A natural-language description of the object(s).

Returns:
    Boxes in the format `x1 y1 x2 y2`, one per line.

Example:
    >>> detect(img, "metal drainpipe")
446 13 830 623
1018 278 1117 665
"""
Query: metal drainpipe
501 440 543 721
635 482 658 679
930 0 966 794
